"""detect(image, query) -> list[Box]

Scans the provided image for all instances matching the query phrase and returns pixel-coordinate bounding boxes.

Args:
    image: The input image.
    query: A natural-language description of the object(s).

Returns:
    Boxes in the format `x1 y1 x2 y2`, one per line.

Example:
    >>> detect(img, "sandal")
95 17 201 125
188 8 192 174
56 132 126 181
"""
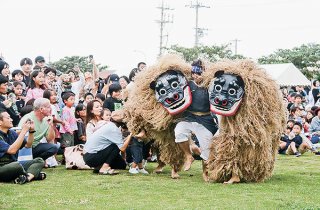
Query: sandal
34 172 47 181
14 175 28 184
98 168 119 175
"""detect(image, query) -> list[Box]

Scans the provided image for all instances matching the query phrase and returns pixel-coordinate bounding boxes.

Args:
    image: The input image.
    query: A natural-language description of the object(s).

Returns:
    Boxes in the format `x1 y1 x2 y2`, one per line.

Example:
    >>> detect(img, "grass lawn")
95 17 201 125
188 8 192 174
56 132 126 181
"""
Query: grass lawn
1 153 320 210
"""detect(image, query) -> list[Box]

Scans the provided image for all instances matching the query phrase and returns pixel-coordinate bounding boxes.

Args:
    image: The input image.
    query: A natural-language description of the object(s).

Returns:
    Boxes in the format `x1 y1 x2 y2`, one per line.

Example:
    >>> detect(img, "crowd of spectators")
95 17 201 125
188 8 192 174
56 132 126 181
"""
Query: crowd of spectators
1 54 319 185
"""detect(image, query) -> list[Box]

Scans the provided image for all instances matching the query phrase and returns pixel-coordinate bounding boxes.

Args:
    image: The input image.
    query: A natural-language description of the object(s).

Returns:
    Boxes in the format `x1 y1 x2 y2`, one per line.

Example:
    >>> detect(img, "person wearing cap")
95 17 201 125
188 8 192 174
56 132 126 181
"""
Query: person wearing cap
173 59 218 180
20 58 33 88
103 83 123 112
34 56 46 70
309 107 320 144
101 73 120 96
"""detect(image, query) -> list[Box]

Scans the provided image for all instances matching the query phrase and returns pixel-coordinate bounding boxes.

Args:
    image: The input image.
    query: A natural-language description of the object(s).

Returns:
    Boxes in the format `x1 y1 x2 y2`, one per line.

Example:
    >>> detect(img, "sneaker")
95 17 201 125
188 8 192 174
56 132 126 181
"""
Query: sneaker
294 152 301 157
14 175 27 184
129 167 139 174
142 159 147 168
138 168 149 174
313 151 320 155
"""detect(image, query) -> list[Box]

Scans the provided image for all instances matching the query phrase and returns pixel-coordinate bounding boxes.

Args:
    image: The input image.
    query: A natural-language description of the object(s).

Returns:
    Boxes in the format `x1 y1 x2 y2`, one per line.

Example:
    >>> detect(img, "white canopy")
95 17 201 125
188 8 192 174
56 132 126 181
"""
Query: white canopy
260 63 311 86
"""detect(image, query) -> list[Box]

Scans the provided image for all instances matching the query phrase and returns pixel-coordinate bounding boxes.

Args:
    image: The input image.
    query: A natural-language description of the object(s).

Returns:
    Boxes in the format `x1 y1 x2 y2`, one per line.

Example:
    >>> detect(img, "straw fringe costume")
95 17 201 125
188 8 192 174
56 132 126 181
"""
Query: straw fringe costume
203 60 286 183
124 54 192 171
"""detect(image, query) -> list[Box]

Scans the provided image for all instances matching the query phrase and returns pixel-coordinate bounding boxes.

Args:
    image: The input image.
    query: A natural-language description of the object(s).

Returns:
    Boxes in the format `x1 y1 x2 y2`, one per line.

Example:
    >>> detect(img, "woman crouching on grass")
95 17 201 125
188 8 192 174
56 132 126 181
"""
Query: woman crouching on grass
83 110 131 175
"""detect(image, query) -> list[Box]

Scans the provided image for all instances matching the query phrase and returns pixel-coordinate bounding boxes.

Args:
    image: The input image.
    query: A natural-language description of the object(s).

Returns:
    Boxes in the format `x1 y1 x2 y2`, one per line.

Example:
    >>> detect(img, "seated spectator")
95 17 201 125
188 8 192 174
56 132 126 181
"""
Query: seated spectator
86 100 103 137
18 98 58 161
286 122 320 157
83 111 131 175
288 106 303 123
103 83 123 112
0 111 46 184
289 94 305 111
278 126 292 154
309 107 320 144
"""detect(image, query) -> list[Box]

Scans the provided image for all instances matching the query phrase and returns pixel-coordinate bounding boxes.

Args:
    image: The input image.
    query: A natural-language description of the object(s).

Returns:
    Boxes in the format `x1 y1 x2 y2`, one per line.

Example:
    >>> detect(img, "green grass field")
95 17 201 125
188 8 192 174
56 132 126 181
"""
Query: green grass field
1 153 320 210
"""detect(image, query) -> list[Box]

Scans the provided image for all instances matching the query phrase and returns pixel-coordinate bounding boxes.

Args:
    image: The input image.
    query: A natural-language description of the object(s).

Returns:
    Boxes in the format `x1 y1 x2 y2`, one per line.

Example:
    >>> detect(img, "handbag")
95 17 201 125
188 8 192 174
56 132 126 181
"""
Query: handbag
64 144 91 170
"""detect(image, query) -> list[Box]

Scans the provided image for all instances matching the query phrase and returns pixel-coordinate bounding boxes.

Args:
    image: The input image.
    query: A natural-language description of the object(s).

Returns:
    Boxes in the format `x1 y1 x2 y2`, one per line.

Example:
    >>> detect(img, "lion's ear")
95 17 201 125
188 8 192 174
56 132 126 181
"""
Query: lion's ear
150 81 156 90
214 70 224 78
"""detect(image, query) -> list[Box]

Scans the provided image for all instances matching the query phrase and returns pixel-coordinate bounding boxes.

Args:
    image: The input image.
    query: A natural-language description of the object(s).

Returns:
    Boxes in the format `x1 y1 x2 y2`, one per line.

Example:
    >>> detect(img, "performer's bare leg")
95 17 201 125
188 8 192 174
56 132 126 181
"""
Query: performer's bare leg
223 173 240 184
171 166 180 179
202 160 209 182
178 141 194 171
154 160 166 174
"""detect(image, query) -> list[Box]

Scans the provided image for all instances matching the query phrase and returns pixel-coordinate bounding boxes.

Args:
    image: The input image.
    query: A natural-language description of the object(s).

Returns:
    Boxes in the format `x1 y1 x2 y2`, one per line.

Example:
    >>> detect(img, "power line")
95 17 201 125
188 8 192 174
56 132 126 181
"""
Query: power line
156 0 174 57
186 0 210 47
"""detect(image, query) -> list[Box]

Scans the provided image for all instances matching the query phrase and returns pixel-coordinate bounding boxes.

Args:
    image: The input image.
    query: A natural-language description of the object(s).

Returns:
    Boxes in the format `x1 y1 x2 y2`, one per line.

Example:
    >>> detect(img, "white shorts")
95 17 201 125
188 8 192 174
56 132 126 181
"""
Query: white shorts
175 121 214 160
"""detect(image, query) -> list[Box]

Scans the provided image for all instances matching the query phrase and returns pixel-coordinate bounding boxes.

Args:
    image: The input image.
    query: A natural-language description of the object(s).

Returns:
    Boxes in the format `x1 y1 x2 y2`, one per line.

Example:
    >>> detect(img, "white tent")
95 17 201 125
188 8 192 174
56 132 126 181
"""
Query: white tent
260 63 311 86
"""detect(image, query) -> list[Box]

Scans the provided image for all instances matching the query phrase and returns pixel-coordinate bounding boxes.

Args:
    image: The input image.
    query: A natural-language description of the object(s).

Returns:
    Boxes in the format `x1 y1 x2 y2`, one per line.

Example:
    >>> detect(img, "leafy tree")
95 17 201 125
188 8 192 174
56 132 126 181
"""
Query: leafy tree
166 44 246 63
49 56 108 73
258 43 320 79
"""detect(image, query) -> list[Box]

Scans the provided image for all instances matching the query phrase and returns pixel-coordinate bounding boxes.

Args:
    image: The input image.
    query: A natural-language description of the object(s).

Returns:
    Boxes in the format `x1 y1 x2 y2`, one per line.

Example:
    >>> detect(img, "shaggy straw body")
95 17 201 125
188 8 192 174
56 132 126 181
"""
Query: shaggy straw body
204 60 286 182
124 54 192 170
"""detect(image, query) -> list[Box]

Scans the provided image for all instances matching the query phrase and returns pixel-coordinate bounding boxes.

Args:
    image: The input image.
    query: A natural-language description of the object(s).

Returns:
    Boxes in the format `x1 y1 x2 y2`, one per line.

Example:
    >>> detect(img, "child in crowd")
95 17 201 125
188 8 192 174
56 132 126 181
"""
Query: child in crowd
83 92 94 106
25 70 45 102
127 134 149 174
103 83 123 112
286 122 320 157
12 81 25 114
279 125 292 154
92 108 111 133
74 103 87 145
43 89 64 142
60 92 77 149
95 93 105 105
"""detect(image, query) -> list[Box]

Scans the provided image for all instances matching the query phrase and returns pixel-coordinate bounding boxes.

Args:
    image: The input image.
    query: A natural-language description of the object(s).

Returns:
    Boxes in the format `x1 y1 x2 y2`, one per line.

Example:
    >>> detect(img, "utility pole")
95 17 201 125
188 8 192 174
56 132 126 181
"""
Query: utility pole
231 39 241 55
48 51 51 63
186 0 210 47
156 0 174 57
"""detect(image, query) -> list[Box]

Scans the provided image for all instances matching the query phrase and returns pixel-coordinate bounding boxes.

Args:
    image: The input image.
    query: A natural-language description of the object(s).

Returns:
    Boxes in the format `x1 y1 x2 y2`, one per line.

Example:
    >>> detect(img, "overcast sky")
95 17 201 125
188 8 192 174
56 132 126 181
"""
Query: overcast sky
1 0 319 76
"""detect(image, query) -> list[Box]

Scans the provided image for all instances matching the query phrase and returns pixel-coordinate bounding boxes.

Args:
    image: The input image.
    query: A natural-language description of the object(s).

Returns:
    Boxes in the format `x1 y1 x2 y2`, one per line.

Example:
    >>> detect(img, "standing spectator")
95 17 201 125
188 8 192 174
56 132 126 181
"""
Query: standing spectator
25 70 45 103
312 80 320 105
20 58 33 88
137 62 146 72
34 56 46 71
103 83 123 112
74 103 87 145
60 92 77 149
69 65 85 105
0 111 46 184
119 76 130 90
18 98 58 161
0 75 20 126
101 74 120 96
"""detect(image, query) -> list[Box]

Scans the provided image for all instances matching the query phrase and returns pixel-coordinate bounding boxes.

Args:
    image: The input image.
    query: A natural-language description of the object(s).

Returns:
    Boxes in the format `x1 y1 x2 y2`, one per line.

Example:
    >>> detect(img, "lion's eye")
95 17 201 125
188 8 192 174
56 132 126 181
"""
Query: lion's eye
159 89 167 95
171 81 179 89
214 84 222 92
228 88 236 95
